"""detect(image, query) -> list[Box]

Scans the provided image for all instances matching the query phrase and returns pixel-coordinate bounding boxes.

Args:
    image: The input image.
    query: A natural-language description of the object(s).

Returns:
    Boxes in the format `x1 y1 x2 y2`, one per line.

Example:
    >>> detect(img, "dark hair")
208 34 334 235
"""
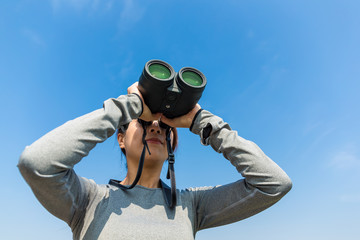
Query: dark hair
117 123 178 157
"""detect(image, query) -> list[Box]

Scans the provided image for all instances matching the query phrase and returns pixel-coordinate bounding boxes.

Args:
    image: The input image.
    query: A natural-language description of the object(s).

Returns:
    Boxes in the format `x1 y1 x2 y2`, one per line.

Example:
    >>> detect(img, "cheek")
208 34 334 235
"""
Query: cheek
125 130 142 149
122 123 144 154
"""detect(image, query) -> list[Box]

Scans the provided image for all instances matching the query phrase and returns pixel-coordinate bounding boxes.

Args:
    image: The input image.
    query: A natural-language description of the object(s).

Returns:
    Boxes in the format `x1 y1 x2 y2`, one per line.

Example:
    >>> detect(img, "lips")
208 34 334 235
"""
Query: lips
146 137 163 144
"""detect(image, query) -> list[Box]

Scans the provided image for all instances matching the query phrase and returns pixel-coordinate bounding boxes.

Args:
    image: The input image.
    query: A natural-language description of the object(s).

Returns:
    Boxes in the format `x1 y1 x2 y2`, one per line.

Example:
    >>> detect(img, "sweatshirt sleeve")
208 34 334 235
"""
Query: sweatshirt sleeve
17 94 142 227
189 110 292 232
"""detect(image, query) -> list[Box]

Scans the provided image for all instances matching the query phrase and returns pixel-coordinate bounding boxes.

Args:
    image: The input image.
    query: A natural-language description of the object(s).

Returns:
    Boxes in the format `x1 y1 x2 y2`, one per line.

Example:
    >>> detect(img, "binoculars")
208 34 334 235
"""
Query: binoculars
138 60 207 118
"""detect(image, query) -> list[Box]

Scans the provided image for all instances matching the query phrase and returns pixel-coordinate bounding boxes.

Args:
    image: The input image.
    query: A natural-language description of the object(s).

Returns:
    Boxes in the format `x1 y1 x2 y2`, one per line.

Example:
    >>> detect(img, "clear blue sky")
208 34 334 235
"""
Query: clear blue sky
1 1 359 239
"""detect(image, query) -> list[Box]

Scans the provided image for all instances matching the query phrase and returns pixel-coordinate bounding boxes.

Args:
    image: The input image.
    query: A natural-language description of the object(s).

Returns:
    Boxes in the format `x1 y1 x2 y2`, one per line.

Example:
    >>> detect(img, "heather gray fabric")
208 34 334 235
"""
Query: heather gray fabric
18 94 292 240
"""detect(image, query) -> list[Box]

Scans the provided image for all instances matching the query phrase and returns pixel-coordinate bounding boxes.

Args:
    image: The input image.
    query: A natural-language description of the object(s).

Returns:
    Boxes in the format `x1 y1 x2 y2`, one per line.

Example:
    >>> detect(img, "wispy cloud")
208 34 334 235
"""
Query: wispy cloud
50 0 114 12
51 0 87 11
22 29 46 47
105 52 135 86
117 0 146 32
309 127 336 150
247 30 254 39
339 194 360 203
330 151 360 169
329 144 360 170
49 0 145 33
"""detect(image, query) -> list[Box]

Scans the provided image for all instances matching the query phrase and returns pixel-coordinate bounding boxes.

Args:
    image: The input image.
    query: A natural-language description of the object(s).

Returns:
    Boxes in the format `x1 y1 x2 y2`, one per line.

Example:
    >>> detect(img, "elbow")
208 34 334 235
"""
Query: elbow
18 147 30 169
18 146 38 178
257 173 292 198
277 174 292 197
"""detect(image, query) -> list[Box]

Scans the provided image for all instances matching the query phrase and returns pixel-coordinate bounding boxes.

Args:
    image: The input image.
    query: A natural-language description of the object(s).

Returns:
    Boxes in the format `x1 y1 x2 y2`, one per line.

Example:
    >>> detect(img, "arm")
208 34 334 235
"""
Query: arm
189 110 292 231
17 94 142 226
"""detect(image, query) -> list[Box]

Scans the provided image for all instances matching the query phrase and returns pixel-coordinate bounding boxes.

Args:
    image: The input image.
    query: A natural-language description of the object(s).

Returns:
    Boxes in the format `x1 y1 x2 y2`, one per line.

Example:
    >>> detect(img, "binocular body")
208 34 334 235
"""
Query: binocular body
138 60 207 118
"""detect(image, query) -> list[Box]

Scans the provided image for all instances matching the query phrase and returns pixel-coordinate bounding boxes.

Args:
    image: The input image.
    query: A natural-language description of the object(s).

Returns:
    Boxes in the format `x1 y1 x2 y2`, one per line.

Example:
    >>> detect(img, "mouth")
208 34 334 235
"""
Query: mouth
146 138 163 145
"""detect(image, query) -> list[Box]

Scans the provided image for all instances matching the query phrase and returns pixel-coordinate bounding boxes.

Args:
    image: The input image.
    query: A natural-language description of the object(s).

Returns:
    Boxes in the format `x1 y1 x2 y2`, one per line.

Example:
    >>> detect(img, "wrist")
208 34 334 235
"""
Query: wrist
189 108 204 131
130 93 144 118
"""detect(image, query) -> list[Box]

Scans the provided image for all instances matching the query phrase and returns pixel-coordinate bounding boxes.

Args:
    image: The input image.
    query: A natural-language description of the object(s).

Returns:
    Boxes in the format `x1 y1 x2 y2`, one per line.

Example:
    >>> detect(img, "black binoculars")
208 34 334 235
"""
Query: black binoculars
138 60 207 118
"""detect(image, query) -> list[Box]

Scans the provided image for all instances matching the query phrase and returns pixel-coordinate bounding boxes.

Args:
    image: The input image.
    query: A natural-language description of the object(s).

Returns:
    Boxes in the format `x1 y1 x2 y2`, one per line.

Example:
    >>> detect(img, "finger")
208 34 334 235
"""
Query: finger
139 112 161 122
160 115 178 128
128 82 140 94
152 113 162 120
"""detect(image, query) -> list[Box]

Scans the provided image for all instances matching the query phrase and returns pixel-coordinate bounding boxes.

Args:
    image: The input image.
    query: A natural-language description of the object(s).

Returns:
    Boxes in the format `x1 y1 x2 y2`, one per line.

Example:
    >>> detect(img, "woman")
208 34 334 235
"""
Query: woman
18 82 292 239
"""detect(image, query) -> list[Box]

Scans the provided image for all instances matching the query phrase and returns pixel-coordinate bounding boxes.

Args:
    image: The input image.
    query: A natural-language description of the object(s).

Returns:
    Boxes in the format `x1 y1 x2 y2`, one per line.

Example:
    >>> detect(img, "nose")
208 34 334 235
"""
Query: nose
148 121 162 134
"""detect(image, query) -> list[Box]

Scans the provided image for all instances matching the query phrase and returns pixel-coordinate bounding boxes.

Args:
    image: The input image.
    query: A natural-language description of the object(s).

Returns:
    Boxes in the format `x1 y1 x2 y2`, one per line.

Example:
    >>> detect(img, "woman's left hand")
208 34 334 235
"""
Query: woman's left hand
127 82 161 122
160 104 201 128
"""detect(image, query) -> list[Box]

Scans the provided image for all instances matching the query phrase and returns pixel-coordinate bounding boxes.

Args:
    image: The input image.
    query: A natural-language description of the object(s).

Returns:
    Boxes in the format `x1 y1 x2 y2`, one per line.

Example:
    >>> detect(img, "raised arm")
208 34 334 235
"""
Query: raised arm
17 94 142 226
188 110 292 231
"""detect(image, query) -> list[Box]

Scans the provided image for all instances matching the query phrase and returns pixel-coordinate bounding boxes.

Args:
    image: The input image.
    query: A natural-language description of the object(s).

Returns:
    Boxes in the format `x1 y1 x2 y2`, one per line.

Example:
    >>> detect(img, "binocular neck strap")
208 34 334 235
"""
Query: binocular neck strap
166 128 177 209
113 121 151 190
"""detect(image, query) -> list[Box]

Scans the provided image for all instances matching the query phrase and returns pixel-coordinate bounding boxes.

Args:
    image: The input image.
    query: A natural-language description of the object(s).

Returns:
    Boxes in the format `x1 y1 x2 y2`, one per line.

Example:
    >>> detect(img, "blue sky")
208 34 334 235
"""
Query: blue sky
1 0 359 239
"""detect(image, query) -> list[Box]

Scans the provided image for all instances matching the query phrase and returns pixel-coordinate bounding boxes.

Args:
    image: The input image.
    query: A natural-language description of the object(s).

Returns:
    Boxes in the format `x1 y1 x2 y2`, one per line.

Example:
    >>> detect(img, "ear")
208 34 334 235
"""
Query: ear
117 132 126 150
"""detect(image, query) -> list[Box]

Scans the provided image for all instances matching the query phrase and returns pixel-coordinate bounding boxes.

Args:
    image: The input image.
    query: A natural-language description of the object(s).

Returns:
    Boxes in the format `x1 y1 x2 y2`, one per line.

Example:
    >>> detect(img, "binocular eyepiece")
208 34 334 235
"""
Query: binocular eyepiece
138 60 207 118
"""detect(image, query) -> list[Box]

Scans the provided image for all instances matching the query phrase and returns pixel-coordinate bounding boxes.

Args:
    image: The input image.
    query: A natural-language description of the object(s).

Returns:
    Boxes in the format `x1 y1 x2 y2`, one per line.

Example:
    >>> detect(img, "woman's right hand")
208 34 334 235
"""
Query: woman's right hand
127 82 161 122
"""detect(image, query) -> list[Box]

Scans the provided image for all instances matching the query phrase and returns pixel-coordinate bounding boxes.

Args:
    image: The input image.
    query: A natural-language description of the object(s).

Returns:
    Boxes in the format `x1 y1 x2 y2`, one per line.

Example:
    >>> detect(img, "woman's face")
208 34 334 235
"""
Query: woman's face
118 119 173 167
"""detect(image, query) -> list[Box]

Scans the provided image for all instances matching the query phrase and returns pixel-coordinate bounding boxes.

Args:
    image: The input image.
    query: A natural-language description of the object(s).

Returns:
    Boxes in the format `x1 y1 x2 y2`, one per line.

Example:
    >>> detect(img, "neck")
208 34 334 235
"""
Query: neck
121 160 163 189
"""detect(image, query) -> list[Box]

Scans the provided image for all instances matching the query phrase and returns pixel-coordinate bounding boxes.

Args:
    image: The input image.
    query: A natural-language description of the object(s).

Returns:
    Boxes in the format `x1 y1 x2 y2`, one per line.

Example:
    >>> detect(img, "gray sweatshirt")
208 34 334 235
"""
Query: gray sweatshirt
18 94 292 240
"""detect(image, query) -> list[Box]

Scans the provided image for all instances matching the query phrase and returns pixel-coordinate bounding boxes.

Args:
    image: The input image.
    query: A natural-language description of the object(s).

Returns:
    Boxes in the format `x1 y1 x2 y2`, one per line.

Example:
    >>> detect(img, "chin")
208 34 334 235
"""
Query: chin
145 153 168 164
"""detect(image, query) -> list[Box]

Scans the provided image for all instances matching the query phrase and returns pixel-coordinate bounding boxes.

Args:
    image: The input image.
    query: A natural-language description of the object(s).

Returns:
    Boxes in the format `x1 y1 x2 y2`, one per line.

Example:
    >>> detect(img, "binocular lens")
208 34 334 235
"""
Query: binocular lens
148 63 171 79
181 71 203 86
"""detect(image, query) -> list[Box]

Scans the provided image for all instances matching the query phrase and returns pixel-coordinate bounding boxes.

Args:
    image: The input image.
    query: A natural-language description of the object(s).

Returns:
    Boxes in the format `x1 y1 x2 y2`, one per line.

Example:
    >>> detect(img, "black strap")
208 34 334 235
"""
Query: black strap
165 128 177 208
